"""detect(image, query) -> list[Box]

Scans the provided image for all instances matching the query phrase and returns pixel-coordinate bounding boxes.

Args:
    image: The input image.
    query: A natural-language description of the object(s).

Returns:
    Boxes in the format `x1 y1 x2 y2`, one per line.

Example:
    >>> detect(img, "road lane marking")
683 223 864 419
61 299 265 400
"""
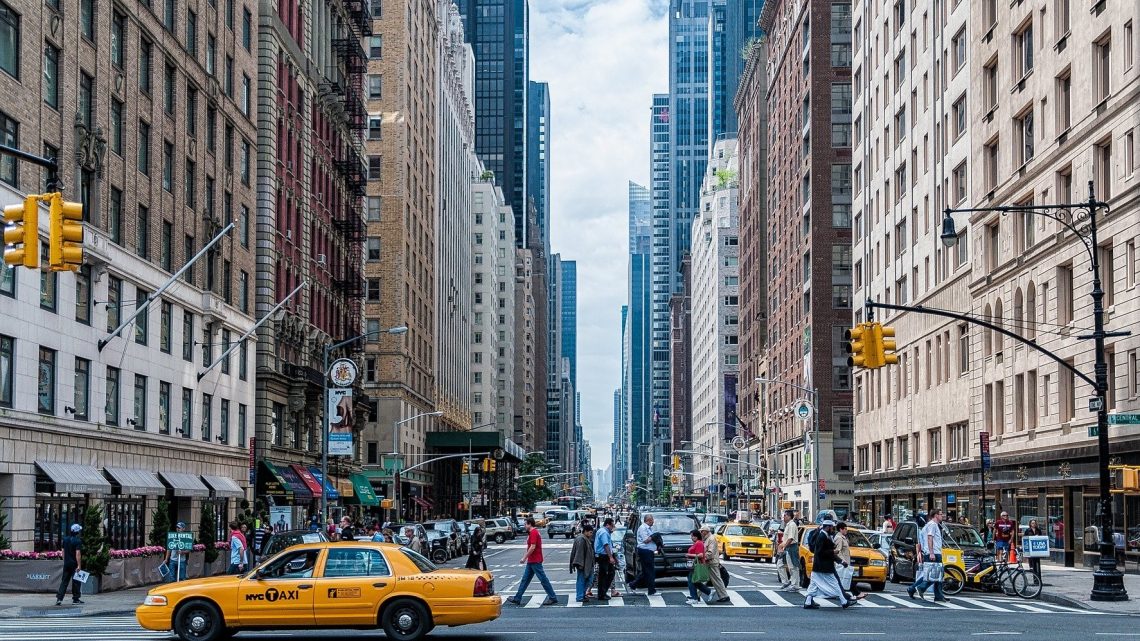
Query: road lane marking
971 633 1022 637
876 594 930 609
1010 602 1055 613
647 593 666 607
721 632 764 635
607 596 625 607
524 595 544 608
839 634 886 636
760 589 796 607
852 598 888 608
606 632 651 635
566 597 583 608
726 589 754 607
817 599 840 607
952 597 1011 612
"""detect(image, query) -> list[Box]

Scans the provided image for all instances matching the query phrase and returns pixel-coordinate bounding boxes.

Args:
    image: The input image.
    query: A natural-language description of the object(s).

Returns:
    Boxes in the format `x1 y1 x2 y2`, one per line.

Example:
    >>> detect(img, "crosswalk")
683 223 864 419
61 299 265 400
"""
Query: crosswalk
505 588 1103 615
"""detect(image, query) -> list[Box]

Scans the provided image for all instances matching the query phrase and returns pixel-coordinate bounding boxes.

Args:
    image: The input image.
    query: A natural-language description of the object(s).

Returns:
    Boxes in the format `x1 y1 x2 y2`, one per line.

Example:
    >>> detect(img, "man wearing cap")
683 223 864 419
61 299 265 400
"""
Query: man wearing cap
163 522 190 582
55 523 84 606
802 520 851 609
701 525 731 603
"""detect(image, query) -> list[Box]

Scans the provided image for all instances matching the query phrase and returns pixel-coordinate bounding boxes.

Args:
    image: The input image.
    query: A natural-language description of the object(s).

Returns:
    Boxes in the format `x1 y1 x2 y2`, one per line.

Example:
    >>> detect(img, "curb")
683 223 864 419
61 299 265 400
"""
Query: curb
0 605 137 619
1038 591 1092 611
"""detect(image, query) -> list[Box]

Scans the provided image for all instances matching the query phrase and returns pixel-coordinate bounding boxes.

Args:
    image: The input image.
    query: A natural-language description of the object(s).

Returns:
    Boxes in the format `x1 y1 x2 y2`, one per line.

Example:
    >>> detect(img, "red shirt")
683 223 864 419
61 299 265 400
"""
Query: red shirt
526 528 543 563
687 540 705 558
994 518 1015 542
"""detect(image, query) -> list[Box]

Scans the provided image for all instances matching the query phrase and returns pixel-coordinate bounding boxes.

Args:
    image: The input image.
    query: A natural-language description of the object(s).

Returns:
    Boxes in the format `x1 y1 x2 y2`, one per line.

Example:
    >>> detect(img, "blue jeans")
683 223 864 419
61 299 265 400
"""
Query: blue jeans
633 548 657 593
912 554 944 599
513 562 557 601
687 574 712 600
165 557 188 582
228 562 246 575
575 569 594 601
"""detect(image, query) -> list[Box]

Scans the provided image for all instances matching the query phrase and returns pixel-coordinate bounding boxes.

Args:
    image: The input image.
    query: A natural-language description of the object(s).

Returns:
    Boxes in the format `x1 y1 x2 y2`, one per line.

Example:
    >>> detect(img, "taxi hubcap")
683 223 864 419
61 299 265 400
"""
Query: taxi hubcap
397 612 415 630
190 613 208 632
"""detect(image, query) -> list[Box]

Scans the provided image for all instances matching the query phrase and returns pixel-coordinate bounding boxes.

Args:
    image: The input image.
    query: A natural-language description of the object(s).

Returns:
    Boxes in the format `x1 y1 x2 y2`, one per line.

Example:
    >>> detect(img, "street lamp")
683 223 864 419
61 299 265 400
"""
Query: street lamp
321 325 408 521
756 377 820 518
941 182 1126 601
391 410 444 521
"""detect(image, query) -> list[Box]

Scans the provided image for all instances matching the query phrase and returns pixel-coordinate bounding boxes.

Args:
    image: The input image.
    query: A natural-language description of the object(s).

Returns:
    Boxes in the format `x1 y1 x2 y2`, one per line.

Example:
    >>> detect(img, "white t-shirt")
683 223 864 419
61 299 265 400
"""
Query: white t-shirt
921 521 944 556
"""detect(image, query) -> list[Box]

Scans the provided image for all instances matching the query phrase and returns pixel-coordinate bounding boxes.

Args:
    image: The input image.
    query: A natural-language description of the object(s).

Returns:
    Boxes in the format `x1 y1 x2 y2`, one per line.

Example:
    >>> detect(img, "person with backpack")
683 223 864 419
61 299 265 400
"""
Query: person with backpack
777 509 802 592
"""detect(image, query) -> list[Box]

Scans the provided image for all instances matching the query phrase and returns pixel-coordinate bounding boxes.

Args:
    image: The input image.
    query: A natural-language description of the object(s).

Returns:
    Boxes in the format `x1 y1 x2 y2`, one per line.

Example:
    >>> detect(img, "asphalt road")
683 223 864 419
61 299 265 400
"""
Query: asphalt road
3 529 1135 641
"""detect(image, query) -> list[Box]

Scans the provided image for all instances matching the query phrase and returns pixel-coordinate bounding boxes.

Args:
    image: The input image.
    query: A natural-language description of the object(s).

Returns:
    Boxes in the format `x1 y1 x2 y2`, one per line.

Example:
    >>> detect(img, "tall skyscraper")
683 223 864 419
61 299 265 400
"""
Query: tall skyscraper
709 1 764 142
630 174 655 484
648 93 673 480
546 254 564 465
455 0 530 246
759 0 853 518
629 181 652 254
527 81 552 252
561 261 577 388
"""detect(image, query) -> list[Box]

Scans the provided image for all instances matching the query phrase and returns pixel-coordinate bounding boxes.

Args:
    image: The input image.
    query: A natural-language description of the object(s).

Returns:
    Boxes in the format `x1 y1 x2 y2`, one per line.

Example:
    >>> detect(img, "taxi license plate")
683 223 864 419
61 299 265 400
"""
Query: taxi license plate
746 549 757 554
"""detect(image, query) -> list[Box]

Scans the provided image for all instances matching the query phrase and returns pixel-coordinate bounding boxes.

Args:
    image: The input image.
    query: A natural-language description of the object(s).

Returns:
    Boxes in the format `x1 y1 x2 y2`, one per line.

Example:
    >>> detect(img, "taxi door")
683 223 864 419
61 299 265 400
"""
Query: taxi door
236 548 320 626
314 547 396 626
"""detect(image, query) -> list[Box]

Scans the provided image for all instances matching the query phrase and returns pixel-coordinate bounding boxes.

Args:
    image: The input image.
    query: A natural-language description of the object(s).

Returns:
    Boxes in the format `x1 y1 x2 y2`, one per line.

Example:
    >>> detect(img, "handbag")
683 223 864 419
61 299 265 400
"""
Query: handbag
837 564 854 590
720 564 731 587
690 561 710 584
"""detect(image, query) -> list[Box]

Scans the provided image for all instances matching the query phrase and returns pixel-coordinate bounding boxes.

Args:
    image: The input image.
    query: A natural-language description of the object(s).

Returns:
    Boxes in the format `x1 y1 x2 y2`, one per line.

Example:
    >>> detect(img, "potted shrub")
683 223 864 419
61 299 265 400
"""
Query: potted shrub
80 504 111 594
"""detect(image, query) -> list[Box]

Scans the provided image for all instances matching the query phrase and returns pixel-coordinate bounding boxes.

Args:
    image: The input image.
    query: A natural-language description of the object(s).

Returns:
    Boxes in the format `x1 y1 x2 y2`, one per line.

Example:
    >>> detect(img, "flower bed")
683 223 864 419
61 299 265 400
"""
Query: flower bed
0 542 233 592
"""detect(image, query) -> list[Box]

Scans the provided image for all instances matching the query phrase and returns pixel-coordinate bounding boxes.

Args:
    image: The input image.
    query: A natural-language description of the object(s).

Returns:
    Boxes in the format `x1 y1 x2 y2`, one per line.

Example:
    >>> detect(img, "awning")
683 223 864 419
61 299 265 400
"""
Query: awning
345 474 379 506
158 471 211 498
201 475 245 499
412 496 430 510
290 465 323 498
337 478 354 497
102 467 165 495
308 467 339 500
36 461 112 494
275 464 313 500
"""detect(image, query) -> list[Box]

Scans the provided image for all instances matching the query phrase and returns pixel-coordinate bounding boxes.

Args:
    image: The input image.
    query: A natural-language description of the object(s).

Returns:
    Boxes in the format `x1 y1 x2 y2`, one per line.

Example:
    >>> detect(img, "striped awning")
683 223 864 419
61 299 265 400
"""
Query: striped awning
36 461 112 494
158 471 211 498
103 467 165 495
201 475 245 499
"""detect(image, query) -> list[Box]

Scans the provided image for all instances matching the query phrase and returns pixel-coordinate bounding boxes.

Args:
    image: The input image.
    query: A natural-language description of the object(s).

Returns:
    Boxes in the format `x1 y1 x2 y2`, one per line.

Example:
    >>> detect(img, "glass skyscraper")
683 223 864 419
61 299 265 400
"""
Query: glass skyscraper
526 81 551 253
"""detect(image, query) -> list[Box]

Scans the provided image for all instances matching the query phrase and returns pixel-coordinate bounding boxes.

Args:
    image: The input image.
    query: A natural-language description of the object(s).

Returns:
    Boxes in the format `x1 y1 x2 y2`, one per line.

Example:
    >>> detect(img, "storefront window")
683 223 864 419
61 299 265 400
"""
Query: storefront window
206 498 229 544
1125 496 1140 561
1016 497 1039 530
105 497 146 550
33 495 87 552
1047 495 1065 550
1083 494 1101 553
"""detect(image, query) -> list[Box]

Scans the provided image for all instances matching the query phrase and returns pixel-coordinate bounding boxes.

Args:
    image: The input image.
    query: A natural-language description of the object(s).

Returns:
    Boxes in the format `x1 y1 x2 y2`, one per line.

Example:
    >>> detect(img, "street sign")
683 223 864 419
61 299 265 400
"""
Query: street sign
1089 397 1104 412
167 531 194 551
1109 413 1140 425
382 455 404 474
329 358 358 387
818 491 826 500
794 401 813 420
980 431 991 471
461 473 479 493
1089 425 1099 438
818 478 826 491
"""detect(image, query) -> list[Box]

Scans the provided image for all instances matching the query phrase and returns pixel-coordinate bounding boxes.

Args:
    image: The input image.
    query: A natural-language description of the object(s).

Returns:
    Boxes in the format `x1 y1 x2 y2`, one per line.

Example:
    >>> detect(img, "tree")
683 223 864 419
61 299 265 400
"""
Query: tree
0 498 9 550
80 504 111 577
516 453 554 511
199 502 219 564
149 497 172 547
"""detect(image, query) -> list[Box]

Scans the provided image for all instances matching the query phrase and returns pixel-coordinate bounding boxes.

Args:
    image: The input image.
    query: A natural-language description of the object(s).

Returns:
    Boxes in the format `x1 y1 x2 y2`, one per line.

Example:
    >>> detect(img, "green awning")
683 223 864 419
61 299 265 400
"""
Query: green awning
360 469 392 480
346 473 379 506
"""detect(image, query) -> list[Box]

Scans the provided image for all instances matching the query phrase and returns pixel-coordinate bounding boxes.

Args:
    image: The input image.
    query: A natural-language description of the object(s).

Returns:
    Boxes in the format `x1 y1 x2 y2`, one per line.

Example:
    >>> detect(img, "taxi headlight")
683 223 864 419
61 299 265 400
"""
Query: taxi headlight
143 595 169 607
869 559 887 567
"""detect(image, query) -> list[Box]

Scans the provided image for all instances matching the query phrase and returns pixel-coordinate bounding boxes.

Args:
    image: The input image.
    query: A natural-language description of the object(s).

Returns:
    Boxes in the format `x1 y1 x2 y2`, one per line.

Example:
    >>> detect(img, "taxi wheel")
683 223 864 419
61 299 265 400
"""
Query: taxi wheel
173 600 228 641
495 534 505 544
721 550 729 562
870 582 885 592
798 566 809 589
381 599 432 641
431 548 449 564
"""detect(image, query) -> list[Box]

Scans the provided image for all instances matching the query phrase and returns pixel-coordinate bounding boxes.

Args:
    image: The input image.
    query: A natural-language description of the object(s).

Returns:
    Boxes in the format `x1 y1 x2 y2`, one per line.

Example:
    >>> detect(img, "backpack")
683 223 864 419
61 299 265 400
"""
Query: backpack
805 528 822 553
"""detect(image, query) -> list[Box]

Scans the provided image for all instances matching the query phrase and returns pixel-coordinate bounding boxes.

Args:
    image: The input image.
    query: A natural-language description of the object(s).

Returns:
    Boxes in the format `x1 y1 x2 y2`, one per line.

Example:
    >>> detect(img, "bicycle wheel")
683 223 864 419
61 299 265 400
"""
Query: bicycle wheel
1015 569 1042 599
998 569 1019 596
942 566 965 595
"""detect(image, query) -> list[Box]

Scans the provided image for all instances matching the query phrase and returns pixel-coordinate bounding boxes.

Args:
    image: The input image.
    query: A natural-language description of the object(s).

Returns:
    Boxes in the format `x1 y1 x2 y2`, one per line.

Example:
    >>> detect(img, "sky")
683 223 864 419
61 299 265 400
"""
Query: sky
530 0 670 474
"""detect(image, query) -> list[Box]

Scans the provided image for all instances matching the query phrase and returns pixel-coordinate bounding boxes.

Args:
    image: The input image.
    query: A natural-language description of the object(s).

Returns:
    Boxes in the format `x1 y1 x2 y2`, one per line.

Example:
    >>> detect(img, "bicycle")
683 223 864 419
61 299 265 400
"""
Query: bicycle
948 548 1041 599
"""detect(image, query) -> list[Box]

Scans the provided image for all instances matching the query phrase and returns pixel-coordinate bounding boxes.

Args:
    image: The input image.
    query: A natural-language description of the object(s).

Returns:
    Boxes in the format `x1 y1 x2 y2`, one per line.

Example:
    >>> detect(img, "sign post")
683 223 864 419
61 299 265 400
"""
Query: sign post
980 431 991 524
166 531 194 582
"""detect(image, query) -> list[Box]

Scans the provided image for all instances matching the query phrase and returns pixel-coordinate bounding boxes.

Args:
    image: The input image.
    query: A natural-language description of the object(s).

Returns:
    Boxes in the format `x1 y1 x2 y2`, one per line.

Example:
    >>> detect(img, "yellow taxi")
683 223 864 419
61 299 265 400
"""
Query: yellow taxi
714 522 774 562
136 542 500 641
795 525 888 592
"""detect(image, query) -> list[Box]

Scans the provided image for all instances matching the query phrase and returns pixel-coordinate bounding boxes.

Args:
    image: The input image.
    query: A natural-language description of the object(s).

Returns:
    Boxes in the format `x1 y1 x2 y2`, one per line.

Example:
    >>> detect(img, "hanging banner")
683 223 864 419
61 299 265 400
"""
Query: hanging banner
328 388 354 456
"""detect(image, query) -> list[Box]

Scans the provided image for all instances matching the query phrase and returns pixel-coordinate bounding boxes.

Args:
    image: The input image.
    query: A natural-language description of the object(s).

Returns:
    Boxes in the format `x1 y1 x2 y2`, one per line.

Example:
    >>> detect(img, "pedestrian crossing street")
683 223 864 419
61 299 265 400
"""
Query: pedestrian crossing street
507 589 1103 614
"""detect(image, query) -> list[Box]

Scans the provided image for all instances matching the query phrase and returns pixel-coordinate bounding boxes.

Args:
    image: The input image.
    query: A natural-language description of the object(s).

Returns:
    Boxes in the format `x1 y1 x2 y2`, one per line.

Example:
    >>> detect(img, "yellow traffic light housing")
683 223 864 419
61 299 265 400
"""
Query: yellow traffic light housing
672 454 680 470
877 323 899 366
48 192 83 271
844 323 870 368
381 499 393 509
3 195 40 268
535 477 545 487
461 460 470 474
488 459 497 473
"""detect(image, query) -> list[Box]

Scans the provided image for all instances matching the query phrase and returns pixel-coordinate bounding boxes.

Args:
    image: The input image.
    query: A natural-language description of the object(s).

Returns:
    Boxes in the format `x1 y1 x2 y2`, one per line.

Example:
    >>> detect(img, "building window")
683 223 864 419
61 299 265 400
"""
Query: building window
1055 69 1071 133
367 278 381 301
201 393 212 441
158 381 171 434
240 73 250 115
219 398 229 443
368 115 382 140
0 110 17 186
132 374 147 430
952 161 968 204
39 244 56 311
1055 0 1070 38
0 1 19 79
1095 139 1112 201
104 366 120 425
110 99 124 154
368 74 382 99
983 58 998 112
983 140 998 192
139 38 152 93
111 11 126 67
43 45 59 108
0 335 10 408
238 340 247 380
369 156 382 180
238 403 247 443
367 238 381 260
133 288 149 344
186 85 198 137
951 28 966 74
1014 20 1034 78
220 328 231 374
369 35 382 58
202 322 213 366
35 346 55 414
137 120 151 175
928 428 942 463
1014 107 1034 166
1094 34 1111 104
182 311 194 361
241 8 251 50
181 387 192 438
952 95 966 139
73 358 90 420
185 8 197 55
240 140 250 184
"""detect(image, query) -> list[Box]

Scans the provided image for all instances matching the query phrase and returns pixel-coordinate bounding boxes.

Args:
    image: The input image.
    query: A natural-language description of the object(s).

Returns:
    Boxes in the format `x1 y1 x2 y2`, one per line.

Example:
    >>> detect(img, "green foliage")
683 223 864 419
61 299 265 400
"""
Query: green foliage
149 497 172 547
741 36 763 61
516 453 555 510
199 503 219 564
0 498 9 550
81 504 111 577
479 170 495 181
715 168 738 188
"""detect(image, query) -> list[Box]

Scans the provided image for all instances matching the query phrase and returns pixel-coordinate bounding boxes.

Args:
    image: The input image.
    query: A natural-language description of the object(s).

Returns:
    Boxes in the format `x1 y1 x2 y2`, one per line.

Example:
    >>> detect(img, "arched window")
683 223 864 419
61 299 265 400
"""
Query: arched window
1014 287 1025 335
983 303 993 356
994 298 1004 355
1026 282 1037 340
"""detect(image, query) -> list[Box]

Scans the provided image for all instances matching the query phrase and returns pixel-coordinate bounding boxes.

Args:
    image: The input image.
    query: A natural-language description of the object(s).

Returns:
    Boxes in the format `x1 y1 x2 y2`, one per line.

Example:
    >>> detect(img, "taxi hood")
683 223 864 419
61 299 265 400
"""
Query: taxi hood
147 573 243 596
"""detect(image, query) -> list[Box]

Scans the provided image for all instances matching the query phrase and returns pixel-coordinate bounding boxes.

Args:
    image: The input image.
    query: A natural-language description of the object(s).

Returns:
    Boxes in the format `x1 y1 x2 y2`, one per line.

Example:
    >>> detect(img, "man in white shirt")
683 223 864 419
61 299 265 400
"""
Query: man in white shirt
777 509 801 592
908 509 946 602
629 515 658 595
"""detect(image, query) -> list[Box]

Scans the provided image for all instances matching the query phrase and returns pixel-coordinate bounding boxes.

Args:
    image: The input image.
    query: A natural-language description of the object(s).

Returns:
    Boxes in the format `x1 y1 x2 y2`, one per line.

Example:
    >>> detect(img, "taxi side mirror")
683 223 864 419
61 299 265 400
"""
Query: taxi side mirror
254 567 269 580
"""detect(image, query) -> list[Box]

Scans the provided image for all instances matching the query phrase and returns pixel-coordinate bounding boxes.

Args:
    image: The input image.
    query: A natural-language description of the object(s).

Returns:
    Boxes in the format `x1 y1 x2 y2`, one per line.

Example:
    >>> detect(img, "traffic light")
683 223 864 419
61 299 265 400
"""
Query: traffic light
47 192 83 271
461 460 470 474
844 323 871 368
481 458 490 473
488 459 497 473
535 477 545 487
579 473 585 483
876 323 899 366
3 194 40 268
672 454 680 470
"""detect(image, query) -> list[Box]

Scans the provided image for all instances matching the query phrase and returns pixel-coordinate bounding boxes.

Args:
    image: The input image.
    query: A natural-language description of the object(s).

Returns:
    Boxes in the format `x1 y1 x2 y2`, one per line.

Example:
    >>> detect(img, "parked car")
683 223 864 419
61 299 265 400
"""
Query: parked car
794 525 887 592
478 517 517 543
422 528 454 564
621 510 702 584
259 529 328 560
701 513 731 527
546 510 583 539
511 516 528 534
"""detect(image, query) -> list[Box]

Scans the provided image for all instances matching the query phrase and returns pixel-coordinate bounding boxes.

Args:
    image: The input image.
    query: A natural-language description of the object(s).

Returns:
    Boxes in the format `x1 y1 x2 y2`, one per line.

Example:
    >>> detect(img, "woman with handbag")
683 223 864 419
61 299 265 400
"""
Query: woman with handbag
834 523 865 601
684 529 713 605
465 525 487 570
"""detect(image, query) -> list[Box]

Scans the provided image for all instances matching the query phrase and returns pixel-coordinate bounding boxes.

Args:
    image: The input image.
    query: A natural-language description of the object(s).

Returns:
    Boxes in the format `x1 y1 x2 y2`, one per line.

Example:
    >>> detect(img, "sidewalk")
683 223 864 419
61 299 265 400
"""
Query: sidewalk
0 586 150 618
1036 562 1140 614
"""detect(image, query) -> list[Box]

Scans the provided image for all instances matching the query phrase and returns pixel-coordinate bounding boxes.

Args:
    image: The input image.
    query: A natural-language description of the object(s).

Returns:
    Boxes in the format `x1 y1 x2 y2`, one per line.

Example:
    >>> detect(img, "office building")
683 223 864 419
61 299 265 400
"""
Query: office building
527 81 551 253
561 260 577 388
709 0 764 141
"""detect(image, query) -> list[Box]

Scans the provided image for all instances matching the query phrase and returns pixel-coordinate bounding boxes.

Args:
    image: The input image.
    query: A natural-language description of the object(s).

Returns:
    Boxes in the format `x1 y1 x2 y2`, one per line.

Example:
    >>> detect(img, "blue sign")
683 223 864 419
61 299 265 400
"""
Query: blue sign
981 453 991 471
819 491 827 500
947 493 957 504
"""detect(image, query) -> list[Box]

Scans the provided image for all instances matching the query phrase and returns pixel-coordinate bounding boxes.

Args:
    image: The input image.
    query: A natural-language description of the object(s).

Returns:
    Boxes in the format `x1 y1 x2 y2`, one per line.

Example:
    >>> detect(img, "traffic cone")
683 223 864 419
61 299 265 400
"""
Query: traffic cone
1008 545 1017 564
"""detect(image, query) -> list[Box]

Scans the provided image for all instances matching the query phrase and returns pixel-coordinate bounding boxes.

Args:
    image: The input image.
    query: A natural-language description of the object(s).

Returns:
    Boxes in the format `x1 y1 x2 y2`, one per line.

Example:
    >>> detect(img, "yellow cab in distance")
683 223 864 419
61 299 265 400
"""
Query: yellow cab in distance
795 525 888 592
136 541 500 641
713 522 774 562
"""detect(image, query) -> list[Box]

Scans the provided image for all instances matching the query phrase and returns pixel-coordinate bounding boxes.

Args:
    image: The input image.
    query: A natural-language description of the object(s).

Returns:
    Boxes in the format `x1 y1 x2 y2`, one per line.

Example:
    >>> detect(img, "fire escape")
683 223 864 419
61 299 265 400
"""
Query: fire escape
330 0 371 338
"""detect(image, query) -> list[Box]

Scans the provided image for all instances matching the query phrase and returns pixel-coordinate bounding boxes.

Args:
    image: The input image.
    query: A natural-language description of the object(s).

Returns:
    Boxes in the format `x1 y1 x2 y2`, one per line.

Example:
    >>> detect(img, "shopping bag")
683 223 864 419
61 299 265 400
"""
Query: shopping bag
690 561 710 584
837 565 854 590
720 564 731 587
926 562 944 583
72 570 90 584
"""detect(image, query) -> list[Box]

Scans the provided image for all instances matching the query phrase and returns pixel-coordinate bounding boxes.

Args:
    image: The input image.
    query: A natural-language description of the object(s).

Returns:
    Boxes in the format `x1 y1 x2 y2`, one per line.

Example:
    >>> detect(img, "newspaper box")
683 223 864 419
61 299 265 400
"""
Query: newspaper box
1023 535 1050 558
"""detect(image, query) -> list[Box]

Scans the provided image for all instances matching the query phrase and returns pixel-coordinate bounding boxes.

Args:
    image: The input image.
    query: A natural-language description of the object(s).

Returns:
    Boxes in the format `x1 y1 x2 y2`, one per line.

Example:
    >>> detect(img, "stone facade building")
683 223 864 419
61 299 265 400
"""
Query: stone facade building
470 177 516 437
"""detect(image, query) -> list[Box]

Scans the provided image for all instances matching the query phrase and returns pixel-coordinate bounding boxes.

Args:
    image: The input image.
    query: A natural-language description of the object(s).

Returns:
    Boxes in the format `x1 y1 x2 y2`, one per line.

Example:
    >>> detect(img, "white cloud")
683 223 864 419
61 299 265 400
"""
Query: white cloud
531 0 668 474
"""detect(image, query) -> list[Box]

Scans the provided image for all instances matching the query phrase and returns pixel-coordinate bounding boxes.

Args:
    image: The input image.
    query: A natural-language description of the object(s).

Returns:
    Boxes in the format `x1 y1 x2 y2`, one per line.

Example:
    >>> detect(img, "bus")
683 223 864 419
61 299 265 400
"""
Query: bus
554 496 581 511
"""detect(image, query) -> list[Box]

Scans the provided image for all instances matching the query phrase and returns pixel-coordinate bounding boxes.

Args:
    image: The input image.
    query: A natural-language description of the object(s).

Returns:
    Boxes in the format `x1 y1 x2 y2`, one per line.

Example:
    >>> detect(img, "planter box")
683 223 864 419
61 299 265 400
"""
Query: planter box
123 556 166 588
187 551 205 578
100 558 126 592
0 560 62 593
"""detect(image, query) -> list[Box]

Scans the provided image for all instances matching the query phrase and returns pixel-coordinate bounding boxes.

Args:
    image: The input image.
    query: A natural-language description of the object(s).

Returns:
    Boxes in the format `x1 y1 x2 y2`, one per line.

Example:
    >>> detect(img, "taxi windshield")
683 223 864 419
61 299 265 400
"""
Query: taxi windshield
724 526 765 537
943 524 984 548
400 548 438 573
845 529 873 549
